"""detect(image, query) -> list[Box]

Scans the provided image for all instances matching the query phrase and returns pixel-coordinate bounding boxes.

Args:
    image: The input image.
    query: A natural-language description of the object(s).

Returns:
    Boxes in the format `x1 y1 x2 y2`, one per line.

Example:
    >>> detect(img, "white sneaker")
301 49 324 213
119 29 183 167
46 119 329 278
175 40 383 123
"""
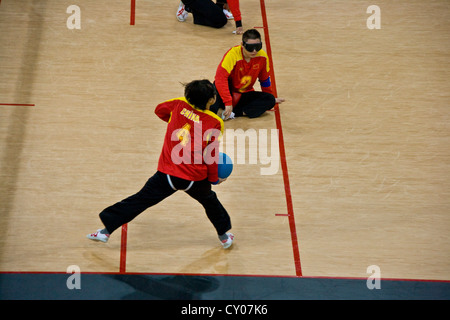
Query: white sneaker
221 232 234 249
223 9 234 20
87 229 110 243
176 1 188 22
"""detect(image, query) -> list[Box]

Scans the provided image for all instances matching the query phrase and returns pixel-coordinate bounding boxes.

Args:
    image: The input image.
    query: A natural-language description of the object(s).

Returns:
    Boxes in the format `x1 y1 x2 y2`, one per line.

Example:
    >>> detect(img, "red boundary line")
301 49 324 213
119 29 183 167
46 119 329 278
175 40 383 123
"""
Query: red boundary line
0 103 35 106
118 0 135 274
130 0 135 25
119 224 128 273
259 0 302 277
120 1 135 273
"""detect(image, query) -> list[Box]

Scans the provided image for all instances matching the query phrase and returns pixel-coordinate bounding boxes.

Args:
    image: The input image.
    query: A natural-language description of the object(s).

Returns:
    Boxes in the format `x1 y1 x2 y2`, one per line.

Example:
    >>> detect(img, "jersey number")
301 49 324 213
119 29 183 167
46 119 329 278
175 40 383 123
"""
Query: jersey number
176 123 191 146
239 75 252 92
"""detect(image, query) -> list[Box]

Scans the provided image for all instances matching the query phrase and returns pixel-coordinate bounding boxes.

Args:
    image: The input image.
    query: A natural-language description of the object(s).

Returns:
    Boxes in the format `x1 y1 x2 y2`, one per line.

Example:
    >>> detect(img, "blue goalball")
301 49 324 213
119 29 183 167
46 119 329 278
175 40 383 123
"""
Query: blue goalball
218 152 233 179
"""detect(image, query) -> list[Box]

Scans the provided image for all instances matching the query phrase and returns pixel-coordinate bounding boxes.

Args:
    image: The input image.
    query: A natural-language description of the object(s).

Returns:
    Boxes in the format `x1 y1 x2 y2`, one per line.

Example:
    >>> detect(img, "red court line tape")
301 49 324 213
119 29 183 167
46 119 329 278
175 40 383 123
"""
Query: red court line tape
119 224 128 273
0 103 35 106
259 0 302 277
120 0 135 273
130 0 136 25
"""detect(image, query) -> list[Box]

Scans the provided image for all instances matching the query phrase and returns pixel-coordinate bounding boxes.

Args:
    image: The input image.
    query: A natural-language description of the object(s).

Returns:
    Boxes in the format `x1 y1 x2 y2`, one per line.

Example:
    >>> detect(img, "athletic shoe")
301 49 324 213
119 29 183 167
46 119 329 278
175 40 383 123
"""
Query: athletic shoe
221 232 234 249
176 1 188 22
87 229 110 243
223 9 234 20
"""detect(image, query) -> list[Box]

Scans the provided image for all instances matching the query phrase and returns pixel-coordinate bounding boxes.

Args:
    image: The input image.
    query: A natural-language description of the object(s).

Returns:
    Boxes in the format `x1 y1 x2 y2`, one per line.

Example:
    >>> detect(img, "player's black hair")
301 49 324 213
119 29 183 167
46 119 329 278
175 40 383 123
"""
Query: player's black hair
242 28 262 43
184 79 215 110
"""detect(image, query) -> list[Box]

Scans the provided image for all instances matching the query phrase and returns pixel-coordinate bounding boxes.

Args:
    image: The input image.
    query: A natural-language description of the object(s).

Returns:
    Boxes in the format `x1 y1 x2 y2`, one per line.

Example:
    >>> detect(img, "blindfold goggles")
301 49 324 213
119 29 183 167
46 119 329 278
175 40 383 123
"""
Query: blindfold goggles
243 41 263 52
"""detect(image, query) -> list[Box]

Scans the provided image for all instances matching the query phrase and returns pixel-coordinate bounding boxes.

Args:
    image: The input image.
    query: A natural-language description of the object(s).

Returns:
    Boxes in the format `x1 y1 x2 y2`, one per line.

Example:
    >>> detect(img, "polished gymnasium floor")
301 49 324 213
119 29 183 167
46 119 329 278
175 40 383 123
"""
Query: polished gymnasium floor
0 0 449 304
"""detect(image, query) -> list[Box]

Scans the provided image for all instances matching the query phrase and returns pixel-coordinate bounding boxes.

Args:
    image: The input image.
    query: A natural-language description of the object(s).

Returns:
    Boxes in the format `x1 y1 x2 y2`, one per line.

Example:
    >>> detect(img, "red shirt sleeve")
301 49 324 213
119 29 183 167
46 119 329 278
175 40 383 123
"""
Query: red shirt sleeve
215 52 234 107
154 100 173 122
205 129 220 183
227 0 241 23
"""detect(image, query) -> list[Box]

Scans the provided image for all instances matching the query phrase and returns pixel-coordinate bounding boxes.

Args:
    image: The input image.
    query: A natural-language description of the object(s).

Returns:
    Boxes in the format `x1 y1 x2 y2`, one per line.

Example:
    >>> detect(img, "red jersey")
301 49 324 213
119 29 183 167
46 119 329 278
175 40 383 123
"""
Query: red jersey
155 97 224 182
227 0 242 24
215 45 273 107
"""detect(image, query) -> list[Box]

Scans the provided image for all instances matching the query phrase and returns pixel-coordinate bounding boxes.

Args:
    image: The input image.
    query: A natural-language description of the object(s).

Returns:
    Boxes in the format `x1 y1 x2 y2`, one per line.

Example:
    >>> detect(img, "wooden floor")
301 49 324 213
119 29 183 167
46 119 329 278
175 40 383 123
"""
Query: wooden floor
0 0 449 281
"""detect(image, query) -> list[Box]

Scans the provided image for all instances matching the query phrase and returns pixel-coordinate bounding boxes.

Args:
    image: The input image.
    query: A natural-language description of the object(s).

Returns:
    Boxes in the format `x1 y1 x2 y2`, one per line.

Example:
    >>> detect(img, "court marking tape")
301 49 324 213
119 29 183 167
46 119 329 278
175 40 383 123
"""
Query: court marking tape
259 0 303 277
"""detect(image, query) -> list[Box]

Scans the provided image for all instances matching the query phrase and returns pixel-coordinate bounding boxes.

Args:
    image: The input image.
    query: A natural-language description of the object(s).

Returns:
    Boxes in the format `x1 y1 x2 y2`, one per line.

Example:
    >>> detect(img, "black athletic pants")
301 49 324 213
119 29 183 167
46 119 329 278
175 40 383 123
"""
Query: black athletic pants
210 84 276 118
99 171 231 236
182 0 227 29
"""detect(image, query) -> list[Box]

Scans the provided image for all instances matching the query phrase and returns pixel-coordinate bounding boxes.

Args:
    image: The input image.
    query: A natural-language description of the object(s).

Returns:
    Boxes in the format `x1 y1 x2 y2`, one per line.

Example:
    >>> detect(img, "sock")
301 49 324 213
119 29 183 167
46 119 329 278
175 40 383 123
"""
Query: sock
100 228 110 235
218 233 229 241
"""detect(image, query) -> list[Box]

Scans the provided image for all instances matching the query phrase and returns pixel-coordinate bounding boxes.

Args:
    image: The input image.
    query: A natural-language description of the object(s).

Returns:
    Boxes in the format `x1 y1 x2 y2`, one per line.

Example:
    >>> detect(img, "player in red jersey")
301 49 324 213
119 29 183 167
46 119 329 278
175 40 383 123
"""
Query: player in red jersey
87 80 234 249
211 29 285 119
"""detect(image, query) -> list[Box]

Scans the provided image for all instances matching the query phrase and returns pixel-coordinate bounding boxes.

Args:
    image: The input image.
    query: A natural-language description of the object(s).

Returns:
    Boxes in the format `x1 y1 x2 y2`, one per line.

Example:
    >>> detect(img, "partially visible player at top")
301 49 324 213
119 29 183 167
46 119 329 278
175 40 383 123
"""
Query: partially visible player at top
87 79 234 249
176 0 244 35
210 28 285 120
